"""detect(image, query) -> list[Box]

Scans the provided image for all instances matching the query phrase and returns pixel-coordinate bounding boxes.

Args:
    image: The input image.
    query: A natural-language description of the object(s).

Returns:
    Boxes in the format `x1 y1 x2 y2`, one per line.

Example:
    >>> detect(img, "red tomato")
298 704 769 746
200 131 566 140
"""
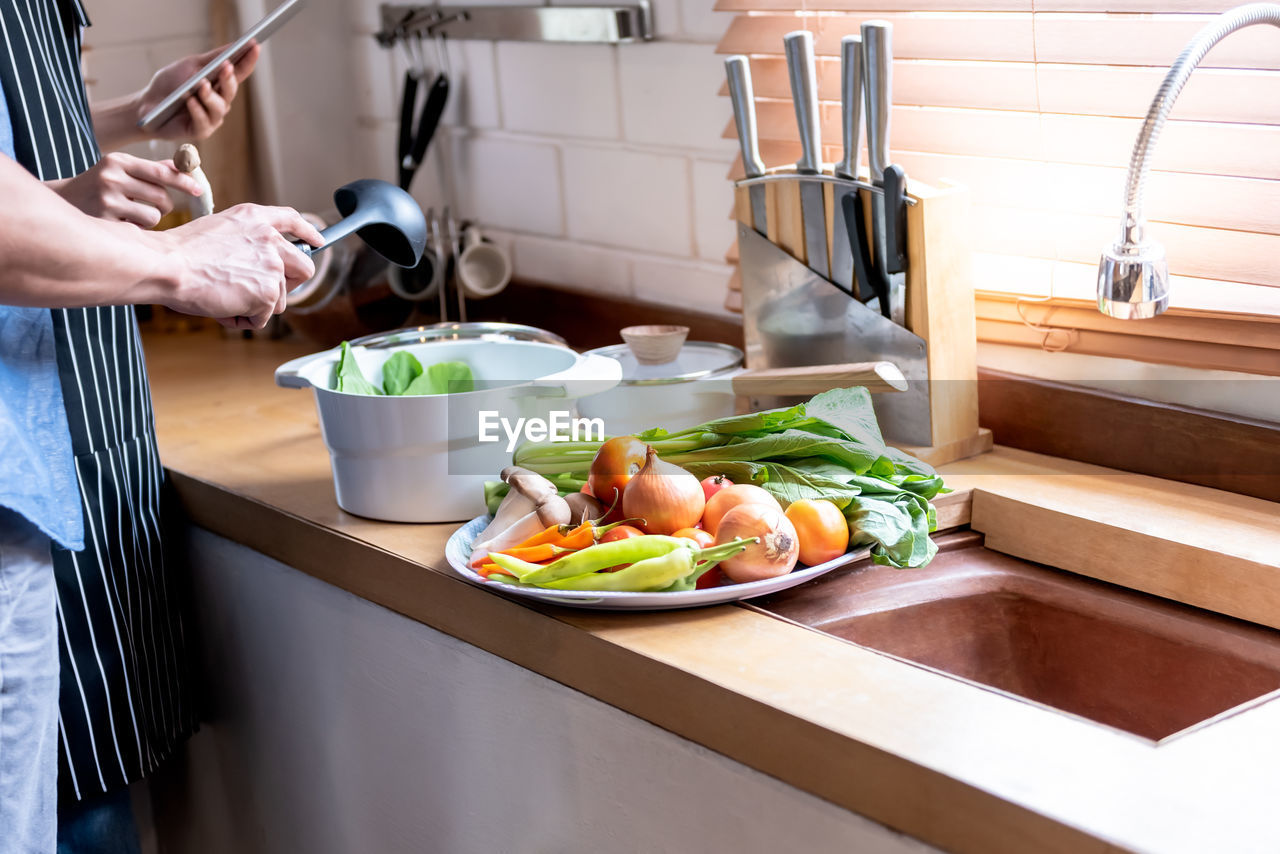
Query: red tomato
599 525 645 544
671 527 714 549
700 474 733 504
696 567 724 589
598 525 645 572
580 481 594 497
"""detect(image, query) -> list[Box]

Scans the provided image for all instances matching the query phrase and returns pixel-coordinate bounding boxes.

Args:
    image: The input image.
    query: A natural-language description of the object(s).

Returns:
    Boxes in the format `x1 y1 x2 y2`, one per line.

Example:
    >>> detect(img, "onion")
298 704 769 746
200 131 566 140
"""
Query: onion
588 436 648 521
701 484 782 537
714 504 799 583
622 447 706 535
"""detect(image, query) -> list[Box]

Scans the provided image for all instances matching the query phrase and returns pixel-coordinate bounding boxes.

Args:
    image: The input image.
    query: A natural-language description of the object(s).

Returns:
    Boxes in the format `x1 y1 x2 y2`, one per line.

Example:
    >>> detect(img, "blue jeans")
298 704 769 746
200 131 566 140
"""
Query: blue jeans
56 788 140 854
0 509 58 854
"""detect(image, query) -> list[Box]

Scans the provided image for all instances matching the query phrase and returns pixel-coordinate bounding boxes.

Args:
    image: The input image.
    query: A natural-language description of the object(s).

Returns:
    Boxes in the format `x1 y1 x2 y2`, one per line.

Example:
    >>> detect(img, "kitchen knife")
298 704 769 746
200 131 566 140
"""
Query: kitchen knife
842 191 889 319
862 21 898 318
882 163 909 324
725 55 767 234
783 31 829 279
830 35 863 295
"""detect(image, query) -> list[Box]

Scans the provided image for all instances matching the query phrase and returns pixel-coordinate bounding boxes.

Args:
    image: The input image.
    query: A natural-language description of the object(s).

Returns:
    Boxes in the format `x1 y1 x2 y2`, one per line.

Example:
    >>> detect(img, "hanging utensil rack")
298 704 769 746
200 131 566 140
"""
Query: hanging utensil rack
376 2 653 46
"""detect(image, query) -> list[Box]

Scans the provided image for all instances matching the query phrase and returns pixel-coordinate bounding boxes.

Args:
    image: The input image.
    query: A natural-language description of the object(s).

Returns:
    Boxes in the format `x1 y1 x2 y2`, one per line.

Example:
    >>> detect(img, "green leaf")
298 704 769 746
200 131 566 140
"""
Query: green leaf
804 387 886 448
401 360 475 396
381 351 423 395
332 342 383 396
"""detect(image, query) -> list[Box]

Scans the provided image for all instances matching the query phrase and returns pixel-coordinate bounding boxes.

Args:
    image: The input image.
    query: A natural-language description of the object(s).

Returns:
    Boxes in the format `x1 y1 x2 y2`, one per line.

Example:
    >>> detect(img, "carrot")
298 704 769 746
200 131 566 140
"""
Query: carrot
496 543 578 563
478 563 515 579
509 523 569 550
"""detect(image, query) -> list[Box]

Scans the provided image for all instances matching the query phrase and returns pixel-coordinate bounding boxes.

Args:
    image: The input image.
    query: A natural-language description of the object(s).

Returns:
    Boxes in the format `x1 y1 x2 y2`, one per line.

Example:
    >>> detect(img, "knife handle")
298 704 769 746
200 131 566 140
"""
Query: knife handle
883 164 908 275
783 30 822 174
725 56 766 180
861 20 893 183
836 35 863 180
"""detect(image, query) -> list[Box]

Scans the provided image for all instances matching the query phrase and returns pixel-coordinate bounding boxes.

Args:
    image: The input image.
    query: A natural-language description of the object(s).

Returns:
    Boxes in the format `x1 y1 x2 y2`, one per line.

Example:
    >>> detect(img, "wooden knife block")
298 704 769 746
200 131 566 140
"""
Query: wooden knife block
734 175 992 468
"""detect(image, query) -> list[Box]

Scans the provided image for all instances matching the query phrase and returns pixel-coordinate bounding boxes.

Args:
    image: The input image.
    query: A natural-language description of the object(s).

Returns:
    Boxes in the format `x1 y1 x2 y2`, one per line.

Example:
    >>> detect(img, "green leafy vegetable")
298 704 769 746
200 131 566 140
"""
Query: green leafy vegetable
381 351 423 395
512 387 944 568
332 342 383 396
330 342 474 396
401 360 474 396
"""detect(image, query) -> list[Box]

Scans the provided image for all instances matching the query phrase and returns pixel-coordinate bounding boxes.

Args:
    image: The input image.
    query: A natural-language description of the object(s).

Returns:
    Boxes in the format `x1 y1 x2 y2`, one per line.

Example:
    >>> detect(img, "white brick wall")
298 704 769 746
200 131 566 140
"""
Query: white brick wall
81 0 737 317
352 0 737 317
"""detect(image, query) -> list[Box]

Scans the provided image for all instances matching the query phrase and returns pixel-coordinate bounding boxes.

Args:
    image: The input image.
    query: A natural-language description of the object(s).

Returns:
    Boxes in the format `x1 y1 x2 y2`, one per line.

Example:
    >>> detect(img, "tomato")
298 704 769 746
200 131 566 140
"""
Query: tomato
598 525 645 572
671 527 714 549
701 484 782 537
784 499 849 566
580 481 594 497
700 474 733 503
695 567 724 590
673 527 721 587
600 525 645 544
587 437 648 522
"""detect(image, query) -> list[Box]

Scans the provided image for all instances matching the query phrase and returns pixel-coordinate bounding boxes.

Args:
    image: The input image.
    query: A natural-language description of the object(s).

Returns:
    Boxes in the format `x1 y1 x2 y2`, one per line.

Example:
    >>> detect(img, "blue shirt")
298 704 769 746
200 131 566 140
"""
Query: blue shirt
0 80 84 549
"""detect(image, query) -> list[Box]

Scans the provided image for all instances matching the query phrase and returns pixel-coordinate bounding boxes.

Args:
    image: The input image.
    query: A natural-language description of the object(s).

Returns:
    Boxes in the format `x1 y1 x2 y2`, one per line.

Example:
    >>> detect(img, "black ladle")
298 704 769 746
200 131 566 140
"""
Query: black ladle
296 179 427 269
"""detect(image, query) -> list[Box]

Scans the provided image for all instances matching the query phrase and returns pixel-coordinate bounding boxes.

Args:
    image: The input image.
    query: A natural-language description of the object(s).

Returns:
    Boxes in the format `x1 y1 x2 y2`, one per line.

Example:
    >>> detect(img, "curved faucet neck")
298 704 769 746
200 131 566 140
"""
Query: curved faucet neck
1118 3 1280 253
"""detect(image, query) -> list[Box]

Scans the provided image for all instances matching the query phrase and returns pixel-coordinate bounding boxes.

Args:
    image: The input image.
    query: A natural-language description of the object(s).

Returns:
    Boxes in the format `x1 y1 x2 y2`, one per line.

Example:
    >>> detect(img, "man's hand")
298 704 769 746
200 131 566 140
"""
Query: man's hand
159 204 323 329
48 152 203 228
136 42 260 141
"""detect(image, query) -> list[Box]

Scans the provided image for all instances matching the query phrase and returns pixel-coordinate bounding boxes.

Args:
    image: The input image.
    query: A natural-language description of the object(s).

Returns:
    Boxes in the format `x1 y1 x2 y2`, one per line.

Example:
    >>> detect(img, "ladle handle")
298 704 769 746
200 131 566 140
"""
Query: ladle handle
293 219 357 256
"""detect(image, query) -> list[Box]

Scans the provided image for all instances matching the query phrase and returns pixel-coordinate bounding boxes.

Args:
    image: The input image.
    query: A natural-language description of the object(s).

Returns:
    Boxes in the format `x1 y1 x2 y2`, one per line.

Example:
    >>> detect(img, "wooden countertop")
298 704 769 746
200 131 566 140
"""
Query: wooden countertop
145 328 1280 854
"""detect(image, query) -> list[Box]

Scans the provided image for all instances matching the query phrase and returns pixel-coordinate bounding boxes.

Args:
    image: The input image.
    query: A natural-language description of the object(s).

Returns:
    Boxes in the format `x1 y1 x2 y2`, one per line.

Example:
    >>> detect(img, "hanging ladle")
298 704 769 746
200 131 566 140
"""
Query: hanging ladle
293 179 428 282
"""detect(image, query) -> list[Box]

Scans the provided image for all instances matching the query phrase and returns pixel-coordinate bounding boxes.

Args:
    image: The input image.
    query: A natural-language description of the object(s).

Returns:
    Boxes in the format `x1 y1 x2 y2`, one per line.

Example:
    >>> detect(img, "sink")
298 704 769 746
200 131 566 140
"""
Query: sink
752 531 1280 742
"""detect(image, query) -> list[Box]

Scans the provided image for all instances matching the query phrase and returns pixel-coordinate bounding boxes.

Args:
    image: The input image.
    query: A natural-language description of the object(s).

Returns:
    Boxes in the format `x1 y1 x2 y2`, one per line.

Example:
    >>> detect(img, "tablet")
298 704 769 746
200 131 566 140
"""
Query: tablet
137 0 306 133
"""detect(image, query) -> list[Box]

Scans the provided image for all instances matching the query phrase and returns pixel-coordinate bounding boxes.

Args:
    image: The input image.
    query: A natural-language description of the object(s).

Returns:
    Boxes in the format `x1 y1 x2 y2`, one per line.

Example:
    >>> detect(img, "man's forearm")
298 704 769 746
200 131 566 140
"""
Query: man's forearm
90 94 146 151
0 154 179 308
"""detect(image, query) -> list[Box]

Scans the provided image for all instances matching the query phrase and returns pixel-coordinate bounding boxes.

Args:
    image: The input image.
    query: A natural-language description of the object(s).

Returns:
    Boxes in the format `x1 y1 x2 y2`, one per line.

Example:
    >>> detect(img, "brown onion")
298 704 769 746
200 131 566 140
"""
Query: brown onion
622 447 706 535
701 484 782 537
714 504 799 583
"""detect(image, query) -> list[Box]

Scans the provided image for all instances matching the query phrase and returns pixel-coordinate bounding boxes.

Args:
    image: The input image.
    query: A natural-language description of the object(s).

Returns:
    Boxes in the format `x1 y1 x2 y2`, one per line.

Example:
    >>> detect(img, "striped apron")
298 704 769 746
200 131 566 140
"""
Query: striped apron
0 0 195 801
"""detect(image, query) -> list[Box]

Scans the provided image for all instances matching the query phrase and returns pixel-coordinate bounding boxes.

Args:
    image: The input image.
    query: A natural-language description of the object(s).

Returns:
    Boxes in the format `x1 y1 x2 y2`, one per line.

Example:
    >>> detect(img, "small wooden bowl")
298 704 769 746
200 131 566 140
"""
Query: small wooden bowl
620 324 689 365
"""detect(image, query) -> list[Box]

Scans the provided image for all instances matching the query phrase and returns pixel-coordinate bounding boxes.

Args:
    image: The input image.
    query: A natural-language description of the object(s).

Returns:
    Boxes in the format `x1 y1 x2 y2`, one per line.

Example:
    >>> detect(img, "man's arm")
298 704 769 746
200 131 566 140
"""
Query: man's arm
0 153 321 328
92 43 260 150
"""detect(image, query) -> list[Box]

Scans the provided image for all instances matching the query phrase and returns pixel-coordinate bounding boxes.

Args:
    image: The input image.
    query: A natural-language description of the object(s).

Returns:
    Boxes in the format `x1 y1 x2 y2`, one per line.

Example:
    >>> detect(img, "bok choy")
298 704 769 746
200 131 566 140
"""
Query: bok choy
506 387 945 568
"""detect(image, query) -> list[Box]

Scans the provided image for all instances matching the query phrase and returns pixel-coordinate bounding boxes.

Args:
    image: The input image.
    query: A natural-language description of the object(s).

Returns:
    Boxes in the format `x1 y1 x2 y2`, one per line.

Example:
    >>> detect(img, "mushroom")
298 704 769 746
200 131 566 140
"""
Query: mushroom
469 468 572 568
174 143 214 218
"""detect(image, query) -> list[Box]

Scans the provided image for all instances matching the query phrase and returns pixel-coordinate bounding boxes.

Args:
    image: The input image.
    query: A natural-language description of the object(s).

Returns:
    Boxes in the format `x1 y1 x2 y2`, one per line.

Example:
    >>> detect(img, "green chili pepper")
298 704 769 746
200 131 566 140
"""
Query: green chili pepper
488 537 757 593
540 549 697 592
490 535 691 585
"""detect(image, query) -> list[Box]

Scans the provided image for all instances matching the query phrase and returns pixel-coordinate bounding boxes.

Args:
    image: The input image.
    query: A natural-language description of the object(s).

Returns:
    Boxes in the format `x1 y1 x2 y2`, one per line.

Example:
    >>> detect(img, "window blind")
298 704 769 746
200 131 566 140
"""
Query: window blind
716 4 1280 374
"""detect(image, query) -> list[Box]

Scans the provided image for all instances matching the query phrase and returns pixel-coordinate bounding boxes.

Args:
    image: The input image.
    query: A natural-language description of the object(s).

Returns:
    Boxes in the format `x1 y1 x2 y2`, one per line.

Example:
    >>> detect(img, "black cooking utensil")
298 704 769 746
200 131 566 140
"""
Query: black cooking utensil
397 70 420 191
842 190 890 319
295 179 427 268
404 73 449 190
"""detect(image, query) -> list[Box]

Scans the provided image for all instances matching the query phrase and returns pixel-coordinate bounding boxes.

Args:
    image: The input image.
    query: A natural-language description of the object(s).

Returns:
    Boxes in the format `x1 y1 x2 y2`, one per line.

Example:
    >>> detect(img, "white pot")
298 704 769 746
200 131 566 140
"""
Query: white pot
276 324 621 522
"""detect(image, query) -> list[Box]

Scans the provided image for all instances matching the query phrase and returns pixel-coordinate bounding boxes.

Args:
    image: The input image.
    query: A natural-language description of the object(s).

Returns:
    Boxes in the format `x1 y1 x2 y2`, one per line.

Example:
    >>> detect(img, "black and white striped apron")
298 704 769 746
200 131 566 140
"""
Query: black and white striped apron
0 0 195 801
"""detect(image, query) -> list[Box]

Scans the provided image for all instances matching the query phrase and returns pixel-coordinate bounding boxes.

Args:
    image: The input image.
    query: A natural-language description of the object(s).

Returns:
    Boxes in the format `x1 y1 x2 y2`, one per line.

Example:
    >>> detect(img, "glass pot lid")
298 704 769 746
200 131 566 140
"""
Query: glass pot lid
587 341 743 385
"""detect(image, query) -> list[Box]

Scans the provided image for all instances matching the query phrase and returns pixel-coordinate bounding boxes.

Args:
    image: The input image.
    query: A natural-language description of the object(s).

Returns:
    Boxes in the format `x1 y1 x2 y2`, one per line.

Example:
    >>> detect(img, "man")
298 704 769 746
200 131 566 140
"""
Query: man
0 2 321 851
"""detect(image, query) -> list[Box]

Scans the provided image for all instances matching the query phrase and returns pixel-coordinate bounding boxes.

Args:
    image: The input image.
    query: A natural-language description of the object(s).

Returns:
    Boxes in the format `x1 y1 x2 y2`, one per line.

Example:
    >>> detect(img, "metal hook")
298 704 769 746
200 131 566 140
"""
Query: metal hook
433 28 451 78
411 30 428 78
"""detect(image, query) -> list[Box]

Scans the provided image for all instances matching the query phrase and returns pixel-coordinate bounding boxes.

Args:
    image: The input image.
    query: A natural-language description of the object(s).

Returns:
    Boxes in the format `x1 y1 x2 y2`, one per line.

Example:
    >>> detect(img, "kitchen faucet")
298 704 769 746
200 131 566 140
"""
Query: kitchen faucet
1097 3 1280 319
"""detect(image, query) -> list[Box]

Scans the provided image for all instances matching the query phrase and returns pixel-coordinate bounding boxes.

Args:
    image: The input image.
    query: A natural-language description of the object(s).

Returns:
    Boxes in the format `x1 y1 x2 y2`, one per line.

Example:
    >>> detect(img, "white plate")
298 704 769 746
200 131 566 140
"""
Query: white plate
444 515 871 611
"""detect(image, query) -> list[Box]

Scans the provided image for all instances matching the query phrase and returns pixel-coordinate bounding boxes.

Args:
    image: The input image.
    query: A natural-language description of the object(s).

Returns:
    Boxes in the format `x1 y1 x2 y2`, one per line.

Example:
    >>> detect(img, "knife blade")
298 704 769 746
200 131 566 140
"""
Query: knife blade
861 21 896 316
724 55 768 234
783 30 829 279
830 35 863 295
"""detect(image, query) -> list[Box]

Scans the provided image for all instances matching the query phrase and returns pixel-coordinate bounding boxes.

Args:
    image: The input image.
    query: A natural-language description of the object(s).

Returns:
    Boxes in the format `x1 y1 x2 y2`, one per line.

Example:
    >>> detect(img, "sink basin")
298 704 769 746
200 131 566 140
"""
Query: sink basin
752 531 1280 741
